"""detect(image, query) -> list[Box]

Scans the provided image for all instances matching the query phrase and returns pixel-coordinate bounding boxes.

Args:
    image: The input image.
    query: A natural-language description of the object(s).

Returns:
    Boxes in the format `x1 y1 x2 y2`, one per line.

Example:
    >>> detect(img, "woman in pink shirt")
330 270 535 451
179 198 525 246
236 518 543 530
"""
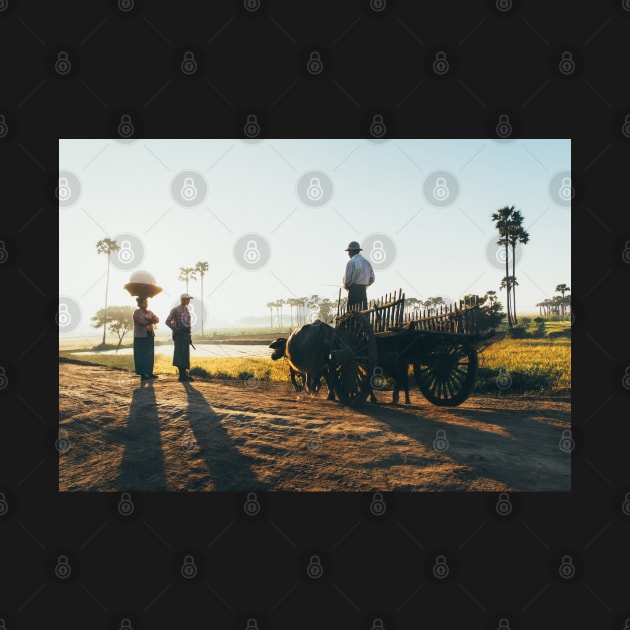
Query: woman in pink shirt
133 296 159 380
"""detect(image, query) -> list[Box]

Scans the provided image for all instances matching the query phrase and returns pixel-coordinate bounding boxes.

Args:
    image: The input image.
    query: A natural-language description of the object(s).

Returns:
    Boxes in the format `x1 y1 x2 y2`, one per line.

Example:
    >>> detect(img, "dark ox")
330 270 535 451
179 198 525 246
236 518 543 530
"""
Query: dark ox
368 332 419 405
269 320 337 400
368 360 411 405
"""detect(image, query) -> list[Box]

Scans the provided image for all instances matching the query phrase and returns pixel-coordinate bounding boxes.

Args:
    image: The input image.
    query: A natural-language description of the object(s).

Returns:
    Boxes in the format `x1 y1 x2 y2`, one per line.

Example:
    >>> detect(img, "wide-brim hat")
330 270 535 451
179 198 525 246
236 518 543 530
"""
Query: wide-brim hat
344 241 362 251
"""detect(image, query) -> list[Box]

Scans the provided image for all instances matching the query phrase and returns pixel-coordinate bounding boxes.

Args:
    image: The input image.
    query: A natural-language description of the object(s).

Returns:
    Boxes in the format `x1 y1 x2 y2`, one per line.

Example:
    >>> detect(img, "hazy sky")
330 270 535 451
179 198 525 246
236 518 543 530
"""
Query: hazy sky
59 138 570 335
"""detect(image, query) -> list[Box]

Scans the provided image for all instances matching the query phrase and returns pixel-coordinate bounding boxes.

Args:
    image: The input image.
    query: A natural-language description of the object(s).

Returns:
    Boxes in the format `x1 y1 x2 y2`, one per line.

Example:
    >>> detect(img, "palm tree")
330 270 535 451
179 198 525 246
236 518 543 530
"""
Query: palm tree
266 302 275 327
551 295 563 317
492 205 516 326
487 290 497 307
541 298 554 317
273 299 286 327
499 276 517 323
287 297 298 327
555 284 570 319
296 297 307 325
178 267 197 293
508 210 529 323
195 261 209 335
278 299 285 327
96 238 120 345
284 298 293 328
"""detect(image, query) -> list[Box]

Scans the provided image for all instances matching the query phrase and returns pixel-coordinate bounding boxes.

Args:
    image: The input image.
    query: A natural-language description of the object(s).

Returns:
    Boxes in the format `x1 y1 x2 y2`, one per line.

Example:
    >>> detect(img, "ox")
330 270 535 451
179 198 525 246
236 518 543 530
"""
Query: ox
366 330 423 405
368 360 411 405
269 320 337 400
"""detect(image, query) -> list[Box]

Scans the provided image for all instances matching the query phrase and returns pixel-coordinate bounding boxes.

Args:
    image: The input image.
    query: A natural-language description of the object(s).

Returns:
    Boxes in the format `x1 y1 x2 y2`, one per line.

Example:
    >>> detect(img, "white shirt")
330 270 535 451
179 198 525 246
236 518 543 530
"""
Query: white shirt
343 253 375 290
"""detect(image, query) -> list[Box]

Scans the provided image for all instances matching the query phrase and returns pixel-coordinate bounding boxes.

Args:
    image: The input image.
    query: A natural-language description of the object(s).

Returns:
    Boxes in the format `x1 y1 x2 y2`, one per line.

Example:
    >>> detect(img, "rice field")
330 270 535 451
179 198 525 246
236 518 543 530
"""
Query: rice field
475 337 570 393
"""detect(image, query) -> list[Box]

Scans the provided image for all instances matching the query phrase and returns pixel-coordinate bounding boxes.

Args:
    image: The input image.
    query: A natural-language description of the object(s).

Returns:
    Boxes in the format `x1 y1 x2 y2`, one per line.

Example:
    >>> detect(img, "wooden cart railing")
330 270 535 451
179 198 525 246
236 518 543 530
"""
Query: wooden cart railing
336 288 481 335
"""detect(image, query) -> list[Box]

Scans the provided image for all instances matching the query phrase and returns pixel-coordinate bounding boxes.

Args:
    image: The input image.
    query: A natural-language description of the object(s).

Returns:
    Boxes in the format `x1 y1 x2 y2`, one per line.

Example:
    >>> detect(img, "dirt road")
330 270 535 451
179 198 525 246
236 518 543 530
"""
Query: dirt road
59 361 571 492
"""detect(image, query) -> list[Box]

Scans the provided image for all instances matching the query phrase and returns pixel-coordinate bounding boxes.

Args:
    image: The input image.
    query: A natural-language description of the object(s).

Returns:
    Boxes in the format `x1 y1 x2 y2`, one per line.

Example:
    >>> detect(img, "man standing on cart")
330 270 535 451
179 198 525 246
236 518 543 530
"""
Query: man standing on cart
342 241 375 311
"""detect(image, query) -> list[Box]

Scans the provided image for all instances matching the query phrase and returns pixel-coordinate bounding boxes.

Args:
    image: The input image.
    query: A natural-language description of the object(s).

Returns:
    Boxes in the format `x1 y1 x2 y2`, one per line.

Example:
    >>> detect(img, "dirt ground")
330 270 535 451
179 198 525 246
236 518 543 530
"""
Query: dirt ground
58 361 571 492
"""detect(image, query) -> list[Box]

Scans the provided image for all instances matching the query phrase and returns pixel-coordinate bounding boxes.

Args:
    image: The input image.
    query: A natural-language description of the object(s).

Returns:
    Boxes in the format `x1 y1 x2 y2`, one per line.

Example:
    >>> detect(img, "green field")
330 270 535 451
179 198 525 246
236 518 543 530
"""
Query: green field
60 320 570 395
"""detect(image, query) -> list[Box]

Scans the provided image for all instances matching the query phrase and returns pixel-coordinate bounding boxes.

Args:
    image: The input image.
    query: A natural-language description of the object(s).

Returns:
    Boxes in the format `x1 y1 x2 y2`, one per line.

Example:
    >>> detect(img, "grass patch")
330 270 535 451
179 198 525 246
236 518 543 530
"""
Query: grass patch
475 337 570 394
59 351 290 383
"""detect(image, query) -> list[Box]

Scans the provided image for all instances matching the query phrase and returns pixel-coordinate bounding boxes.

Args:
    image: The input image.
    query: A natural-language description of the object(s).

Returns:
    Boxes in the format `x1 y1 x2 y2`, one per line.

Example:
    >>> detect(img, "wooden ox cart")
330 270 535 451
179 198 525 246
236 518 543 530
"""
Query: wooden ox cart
330 289 493 407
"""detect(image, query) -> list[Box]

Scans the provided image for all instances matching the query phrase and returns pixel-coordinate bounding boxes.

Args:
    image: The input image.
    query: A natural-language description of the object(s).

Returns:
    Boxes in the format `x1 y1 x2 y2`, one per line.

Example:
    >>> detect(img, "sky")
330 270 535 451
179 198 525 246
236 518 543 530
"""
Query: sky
59 138 570 337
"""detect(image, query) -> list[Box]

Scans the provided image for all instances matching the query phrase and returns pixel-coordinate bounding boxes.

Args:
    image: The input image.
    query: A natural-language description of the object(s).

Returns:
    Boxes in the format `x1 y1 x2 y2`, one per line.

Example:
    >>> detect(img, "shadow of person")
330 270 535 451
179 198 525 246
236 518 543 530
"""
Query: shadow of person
181 381 264 491
118 379 167 491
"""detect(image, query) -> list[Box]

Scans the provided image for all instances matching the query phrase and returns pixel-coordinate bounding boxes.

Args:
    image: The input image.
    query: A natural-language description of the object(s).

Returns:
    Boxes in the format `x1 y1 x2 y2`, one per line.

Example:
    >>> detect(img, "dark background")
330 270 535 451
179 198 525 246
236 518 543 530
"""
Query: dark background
1 0 629 628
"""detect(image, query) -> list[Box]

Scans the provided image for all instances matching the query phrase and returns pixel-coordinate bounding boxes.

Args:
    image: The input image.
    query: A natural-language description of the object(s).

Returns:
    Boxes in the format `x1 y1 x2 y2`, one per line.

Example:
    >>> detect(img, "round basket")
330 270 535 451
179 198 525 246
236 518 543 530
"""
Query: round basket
124 282 162 298
124 270 162 298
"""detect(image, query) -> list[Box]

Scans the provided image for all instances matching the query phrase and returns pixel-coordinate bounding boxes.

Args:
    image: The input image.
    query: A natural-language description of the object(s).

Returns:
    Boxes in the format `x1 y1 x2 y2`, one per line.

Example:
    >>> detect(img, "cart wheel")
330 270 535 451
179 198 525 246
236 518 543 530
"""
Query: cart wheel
331 311 377 406
413 338 478 406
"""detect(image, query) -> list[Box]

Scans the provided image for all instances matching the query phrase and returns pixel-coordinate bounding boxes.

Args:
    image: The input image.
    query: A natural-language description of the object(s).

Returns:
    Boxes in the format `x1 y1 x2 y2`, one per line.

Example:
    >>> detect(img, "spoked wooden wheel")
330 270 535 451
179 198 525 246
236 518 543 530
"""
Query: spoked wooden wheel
331 312 377 406
413 338 478 406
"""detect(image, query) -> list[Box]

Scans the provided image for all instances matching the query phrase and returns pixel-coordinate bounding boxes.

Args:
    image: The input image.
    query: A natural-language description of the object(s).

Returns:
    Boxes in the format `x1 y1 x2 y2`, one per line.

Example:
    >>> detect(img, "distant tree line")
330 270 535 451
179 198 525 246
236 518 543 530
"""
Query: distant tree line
266 296 339 327
536 284 571 318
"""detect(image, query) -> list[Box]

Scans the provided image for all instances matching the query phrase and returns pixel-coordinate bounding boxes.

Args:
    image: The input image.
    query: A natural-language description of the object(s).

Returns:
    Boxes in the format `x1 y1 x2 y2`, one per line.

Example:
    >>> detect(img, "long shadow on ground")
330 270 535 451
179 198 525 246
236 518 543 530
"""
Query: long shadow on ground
182 381 265 491
118 379 167 491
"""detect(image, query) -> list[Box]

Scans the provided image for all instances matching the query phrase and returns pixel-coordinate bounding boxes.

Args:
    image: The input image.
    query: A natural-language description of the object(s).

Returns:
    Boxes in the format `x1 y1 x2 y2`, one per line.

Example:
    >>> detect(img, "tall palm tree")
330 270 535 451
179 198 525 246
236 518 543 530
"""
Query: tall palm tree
508 210 529 323
555 284 570 319
499 276 516 323
178 267 197 294
96 238 120 345
492 205 516 327
195 261 209 335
